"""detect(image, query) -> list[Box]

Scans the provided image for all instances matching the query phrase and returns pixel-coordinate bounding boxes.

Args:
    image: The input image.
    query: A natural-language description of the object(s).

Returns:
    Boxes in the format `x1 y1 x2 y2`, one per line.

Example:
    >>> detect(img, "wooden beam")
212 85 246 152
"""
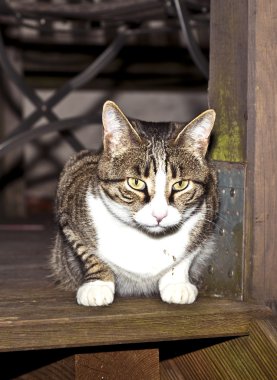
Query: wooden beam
245 0 277 306
75 350 160 380
160 318 277 379
208 0 247 162
209 0 277 308
0 349 160 379
0 293 270 352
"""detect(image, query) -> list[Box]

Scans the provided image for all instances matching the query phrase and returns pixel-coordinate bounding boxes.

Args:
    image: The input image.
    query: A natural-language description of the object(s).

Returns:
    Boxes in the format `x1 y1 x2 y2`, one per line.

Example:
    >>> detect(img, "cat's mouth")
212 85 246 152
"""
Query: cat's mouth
136 222 179 236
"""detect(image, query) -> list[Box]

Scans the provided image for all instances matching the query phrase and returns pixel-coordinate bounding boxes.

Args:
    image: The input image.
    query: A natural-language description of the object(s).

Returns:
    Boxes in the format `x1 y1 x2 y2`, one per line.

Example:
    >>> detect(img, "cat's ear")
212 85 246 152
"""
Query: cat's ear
174 110 216 156
102 101 141 154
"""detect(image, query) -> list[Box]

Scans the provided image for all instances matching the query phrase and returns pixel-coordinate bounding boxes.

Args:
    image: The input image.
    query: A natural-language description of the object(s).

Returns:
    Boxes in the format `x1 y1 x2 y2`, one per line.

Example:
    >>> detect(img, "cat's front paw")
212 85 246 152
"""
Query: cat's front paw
77 280 115 306
160 282 198 304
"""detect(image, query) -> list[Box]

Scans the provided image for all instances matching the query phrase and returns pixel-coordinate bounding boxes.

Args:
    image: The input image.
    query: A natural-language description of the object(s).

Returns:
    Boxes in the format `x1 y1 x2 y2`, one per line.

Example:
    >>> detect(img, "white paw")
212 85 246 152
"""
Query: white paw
76 280 115 306
160 282 198 304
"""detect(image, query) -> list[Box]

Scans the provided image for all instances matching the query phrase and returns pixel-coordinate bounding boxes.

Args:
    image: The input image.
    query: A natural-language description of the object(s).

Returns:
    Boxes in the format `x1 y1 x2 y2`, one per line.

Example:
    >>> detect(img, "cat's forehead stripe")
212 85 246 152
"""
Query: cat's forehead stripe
144 161 150 178
134 165 141 176
145 137 167 176
167 163 176 178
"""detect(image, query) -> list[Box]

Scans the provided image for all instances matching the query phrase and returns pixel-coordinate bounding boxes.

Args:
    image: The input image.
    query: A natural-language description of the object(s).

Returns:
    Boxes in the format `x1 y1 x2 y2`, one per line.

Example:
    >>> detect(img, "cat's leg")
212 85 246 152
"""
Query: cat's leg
76 253 115 307
159 254 198 304
62 226 115 306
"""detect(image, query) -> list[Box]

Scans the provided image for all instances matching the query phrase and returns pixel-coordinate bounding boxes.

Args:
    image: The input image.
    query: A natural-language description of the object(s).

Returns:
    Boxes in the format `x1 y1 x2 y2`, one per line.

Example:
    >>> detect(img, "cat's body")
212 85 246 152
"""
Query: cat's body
51 101 218 306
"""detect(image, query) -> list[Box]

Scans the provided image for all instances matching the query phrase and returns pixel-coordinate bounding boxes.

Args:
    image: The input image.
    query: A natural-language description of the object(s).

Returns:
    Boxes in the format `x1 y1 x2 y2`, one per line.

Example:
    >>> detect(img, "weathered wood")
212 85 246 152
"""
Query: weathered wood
208 0 247 162
0 295 271 353
208 0 277 309
160 318 277 380
2 349 159 380
245 0 277 306
0 227 271 352
75 349 160 380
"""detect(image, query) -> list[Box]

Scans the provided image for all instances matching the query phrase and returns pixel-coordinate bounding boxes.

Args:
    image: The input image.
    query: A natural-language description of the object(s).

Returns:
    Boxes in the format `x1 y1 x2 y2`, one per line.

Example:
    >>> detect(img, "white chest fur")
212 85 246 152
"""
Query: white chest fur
86 192 202 278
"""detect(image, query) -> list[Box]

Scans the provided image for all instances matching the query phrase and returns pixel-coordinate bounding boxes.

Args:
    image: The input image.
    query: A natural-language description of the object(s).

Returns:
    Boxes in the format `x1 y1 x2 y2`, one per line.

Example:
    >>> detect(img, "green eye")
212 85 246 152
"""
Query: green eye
172 180 190 191
127 178 146 191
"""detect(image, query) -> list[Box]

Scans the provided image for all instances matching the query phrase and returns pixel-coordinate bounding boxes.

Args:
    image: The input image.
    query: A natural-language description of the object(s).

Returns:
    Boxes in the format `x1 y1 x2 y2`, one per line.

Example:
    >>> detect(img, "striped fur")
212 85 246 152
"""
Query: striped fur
51 101 218 306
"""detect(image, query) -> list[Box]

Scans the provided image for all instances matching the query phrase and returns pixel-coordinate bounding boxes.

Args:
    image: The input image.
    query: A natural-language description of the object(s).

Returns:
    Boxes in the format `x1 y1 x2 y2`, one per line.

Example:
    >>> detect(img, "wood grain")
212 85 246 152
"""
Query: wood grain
246 0 277 306
0 227 270 352
75 350 159 380
208 0 247 162
1 349 160 380
160 318 277 380
209 0 277 309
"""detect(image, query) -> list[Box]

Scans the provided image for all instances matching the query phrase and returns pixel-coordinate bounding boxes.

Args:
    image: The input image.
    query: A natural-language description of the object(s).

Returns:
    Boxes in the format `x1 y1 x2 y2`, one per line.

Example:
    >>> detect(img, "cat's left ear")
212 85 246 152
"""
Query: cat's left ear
102 100 141 154
174 110 216 156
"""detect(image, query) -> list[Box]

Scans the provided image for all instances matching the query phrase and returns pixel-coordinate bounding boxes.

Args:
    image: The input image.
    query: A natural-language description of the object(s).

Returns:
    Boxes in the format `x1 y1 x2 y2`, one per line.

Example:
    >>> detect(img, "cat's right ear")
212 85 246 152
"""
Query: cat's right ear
102 101 141 154
174 109 216 156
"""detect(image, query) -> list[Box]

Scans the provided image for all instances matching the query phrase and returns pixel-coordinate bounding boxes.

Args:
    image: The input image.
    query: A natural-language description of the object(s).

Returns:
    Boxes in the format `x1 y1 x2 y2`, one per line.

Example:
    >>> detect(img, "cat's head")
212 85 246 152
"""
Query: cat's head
97 101 217 235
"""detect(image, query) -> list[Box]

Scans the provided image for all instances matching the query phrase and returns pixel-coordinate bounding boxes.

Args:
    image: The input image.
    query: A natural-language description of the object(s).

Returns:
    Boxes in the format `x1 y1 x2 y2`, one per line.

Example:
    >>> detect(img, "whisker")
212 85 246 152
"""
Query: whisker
195 216 234 251
193 206 233 227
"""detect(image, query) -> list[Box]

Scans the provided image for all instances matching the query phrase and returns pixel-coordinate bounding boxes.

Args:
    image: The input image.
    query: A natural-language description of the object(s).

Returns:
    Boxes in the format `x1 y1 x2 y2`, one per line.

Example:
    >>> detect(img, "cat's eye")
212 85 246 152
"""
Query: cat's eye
172 180 190 191
127 178 146 191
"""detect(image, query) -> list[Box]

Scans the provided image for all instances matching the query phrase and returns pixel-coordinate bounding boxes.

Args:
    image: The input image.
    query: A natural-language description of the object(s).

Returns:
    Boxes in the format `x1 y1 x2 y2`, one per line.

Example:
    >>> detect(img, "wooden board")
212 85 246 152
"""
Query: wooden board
160 318 277 380
208 0 247 162
208 0 277 310
0 225 270 352
245 0 277 307
75 350 160 380
1 349 160 380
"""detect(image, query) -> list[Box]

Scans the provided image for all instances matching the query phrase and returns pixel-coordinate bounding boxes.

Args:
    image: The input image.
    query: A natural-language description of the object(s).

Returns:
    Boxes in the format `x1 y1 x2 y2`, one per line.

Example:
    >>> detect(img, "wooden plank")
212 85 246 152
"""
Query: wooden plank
1 349 159 380
0 292 270 352
160 318 277 380
245 0 277 307
208 0 247 162
0 224 271 352
209 0 277 309
75 349 160 380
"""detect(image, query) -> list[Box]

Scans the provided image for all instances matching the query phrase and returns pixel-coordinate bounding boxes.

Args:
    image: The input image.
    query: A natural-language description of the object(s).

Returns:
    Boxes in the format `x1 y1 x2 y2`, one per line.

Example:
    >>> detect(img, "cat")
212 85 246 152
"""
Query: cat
51 100 218 307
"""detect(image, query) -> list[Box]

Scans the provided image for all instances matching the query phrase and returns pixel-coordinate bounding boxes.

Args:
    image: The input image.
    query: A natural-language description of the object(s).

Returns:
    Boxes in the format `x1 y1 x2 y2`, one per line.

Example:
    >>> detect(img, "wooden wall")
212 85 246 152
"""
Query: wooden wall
246 0 277 309
209 0 277 310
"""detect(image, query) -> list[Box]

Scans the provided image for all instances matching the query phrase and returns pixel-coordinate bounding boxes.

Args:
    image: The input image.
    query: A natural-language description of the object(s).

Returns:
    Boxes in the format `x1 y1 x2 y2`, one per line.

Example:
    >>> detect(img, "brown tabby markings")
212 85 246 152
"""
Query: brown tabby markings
51 101 218 305
52 151 114 289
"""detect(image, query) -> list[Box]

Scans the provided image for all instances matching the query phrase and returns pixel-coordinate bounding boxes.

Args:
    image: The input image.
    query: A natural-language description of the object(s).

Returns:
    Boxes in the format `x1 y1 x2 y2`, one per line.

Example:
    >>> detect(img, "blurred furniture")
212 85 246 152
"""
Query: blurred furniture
0 0 209 158
0 0 210 217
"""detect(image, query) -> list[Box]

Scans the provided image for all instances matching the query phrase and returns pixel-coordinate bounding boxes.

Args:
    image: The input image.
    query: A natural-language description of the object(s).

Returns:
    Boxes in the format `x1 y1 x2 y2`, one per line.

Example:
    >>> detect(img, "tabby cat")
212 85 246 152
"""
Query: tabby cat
51 100 218 306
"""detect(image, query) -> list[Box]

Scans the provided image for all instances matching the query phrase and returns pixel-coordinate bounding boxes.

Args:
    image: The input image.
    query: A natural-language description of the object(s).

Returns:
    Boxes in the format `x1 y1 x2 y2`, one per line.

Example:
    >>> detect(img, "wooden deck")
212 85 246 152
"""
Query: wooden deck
0 220 271 353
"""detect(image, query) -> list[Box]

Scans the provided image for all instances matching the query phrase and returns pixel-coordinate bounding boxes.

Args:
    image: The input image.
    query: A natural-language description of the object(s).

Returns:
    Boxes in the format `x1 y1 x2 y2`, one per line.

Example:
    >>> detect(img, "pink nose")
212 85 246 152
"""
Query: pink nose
152 209 168 223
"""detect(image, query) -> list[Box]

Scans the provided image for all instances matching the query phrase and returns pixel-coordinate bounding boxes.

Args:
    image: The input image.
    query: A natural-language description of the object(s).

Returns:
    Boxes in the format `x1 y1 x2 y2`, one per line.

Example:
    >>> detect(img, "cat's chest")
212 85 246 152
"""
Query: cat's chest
86 193 195 276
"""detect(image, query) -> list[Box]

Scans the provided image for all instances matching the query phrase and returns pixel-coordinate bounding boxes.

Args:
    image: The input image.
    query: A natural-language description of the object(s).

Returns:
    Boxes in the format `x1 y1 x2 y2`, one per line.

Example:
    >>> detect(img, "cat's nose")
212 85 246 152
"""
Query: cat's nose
152 209 168 224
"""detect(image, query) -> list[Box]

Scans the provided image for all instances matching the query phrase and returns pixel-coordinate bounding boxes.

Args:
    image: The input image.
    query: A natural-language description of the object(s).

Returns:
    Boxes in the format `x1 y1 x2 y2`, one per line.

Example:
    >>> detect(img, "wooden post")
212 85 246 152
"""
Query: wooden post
75 350 160 380
1 349 160 380
208 0 248 163
245 0 277 308
208 0 277 309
